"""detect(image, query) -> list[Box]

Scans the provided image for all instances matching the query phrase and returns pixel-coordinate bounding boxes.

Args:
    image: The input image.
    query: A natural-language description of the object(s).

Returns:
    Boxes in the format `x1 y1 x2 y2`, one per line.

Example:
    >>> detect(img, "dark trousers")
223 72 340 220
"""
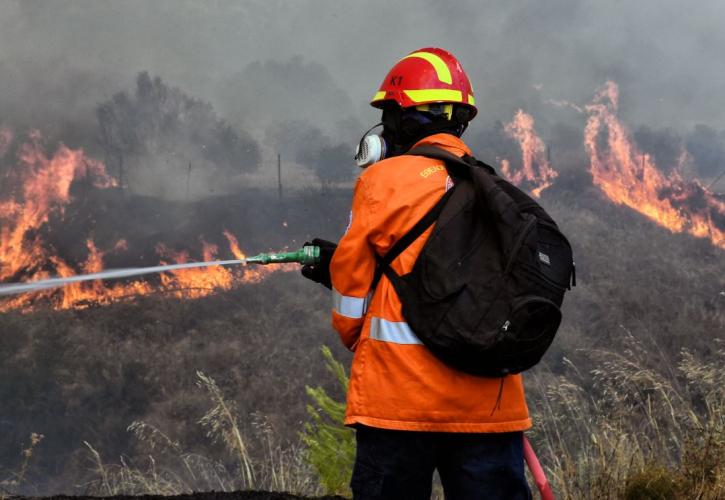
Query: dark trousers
351 426 532 500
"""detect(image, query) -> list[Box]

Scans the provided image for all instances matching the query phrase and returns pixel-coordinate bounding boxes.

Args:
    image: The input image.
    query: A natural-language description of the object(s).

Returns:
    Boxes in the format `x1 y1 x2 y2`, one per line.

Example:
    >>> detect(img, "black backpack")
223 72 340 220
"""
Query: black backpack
373 146 575 377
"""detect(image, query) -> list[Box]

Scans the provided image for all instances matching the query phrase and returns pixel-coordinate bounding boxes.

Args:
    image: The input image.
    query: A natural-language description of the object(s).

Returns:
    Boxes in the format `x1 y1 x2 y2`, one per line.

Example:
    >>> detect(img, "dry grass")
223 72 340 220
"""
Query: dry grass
0 432 44 497
527 333 724 499
0 184 722 496
8 333 721 499
81 371 322 497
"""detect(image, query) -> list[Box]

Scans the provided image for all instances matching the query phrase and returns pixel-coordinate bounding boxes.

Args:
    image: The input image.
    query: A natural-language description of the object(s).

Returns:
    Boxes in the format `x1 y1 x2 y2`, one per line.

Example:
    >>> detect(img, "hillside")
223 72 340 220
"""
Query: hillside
1 180 723 496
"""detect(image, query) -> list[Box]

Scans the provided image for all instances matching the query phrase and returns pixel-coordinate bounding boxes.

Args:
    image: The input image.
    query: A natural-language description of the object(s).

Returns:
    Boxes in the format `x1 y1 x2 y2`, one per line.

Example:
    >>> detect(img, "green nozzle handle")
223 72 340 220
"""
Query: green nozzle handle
245 245 320 266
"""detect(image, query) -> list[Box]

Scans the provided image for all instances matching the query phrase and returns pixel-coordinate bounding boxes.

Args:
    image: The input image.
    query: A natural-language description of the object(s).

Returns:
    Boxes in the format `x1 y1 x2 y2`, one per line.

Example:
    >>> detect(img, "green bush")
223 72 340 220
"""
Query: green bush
301 346 355 496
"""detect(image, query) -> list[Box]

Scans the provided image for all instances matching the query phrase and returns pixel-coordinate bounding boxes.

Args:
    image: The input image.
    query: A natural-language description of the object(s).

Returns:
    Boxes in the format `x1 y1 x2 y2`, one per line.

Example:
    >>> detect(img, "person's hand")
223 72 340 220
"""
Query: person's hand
301 238 337 289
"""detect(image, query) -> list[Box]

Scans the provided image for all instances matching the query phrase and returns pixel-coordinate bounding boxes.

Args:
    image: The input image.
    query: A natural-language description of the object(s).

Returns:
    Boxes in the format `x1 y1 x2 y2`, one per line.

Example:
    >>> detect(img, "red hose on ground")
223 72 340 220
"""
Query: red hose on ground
523 435 555 500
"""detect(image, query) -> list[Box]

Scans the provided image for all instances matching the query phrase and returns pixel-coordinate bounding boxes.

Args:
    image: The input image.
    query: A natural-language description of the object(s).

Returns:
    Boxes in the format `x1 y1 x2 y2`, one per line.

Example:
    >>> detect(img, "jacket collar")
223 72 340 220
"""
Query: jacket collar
410 133 473 158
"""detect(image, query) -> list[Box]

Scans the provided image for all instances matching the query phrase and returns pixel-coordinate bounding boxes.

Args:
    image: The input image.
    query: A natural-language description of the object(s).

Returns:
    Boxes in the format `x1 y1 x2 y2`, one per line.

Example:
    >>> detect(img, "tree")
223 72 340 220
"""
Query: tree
96 72 260 194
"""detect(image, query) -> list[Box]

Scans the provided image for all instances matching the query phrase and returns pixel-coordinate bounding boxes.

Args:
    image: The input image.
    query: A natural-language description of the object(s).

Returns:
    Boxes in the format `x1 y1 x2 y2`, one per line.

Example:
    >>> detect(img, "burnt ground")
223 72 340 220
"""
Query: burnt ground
13 493 347 500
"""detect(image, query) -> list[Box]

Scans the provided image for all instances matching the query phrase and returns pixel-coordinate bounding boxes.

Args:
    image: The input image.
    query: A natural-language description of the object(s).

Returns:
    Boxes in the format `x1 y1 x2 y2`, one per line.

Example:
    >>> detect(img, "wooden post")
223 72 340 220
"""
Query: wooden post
186 162 192 200
277 153 282 200
118 152 125 195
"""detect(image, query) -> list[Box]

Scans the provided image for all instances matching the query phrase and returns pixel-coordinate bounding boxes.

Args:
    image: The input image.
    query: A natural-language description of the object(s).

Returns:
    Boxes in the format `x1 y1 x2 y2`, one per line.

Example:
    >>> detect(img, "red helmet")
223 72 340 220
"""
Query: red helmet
371 47 477 120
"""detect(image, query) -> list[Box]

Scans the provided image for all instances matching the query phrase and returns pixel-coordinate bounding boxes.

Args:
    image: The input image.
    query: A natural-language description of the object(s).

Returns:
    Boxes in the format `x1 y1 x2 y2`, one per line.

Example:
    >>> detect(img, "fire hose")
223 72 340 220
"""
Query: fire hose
524 436 555 499
0 245 321 296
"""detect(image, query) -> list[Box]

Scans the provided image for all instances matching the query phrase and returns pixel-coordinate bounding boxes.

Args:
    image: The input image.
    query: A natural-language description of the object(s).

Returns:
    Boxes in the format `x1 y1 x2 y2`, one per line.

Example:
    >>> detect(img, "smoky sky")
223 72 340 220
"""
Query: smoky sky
1 0 724 160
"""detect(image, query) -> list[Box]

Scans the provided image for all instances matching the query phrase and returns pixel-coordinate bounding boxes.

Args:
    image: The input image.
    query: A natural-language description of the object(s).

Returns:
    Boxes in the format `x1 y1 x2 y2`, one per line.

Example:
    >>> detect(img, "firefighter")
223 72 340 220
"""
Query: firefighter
302 48 532 499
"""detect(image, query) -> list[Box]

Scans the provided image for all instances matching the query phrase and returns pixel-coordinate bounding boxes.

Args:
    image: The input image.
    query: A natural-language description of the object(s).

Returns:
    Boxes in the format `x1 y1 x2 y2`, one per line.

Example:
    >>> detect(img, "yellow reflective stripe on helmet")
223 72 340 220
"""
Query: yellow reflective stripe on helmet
404 89 463 104
402 51 453 85
372 90 386 101
468 94 476 106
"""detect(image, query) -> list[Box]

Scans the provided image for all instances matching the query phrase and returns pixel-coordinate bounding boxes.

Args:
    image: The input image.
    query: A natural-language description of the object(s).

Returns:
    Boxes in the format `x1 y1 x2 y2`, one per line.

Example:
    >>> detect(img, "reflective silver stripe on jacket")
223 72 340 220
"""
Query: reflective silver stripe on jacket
332 288 369 319
369 317 423 345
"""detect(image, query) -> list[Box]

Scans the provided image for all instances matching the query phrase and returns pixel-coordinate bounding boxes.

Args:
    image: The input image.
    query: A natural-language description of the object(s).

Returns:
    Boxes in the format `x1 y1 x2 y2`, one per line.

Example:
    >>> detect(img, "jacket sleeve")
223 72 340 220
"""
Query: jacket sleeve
329 176 376 351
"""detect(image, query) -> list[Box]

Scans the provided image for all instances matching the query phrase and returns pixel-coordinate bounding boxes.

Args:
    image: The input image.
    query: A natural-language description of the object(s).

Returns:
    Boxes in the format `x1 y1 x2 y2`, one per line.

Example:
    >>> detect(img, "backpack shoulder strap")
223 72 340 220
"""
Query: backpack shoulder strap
371 186 455 289
371 145 493 290
411 144 522 227
408 145 497 176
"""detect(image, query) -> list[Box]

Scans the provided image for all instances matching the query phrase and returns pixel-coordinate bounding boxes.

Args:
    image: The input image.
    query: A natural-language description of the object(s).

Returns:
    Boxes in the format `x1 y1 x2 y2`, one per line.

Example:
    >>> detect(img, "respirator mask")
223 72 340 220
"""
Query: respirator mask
353 104 470 168
354 123 387 168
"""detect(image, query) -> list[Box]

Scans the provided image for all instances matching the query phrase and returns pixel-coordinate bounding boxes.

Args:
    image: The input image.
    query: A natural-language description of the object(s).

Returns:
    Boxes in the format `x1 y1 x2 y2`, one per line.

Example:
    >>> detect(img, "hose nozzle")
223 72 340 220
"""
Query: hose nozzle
244 245 320 266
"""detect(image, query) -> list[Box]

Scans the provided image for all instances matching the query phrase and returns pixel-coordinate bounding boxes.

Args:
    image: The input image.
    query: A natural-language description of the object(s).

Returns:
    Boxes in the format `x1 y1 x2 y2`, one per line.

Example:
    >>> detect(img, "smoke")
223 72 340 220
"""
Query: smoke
0 58 119 152
3 1 724 134
0 1 723 223
95 72 260 199
265 119 357 185
469 121 520 169
0 0 723 214
217 57 356 138
686 125 725 180
633 126 687 175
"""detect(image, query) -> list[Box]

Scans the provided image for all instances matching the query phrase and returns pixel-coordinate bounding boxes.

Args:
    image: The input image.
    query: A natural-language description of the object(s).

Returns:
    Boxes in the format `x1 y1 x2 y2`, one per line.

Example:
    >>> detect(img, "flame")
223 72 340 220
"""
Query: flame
223 230 246 260
0 130 115 284
0 130 292 312
222 229 296 282
49 240 152 310
584 81 725 249
501 110 558 197
155 242 233 298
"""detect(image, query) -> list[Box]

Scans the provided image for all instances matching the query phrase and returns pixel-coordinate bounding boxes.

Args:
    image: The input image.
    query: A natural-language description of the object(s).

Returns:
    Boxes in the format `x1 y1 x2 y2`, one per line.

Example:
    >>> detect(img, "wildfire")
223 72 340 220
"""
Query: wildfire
0 130 115 285
501 110 558 197
155 242 234 297
4 79 722 311
584 81 725 249
50 240 153 310
0 131 291 312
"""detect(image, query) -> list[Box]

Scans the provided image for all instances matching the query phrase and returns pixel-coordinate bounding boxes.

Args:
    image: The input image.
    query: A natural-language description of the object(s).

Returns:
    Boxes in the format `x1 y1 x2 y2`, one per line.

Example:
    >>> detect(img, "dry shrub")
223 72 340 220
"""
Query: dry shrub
81 371 321 496
0 432 44 497
528 333 724 499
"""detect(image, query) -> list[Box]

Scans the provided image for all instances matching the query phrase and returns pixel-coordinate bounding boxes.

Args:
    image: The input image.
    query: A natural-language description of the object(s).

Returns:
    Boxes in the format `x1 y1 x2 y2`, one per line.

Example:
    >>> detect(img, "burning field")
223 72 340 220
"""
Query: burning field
3 1 725 496
0 130 296 313
1 77 724 498
584 81 725 250
2 80 722 315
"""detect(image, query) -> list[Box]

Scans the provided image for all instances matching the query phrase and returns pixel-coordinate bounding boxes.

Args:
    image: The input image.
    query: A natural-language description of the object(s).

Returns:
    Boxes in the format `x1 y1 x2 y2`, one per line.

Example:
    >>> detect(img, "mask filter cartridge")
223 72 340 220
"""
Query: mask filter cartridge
355 134 386 168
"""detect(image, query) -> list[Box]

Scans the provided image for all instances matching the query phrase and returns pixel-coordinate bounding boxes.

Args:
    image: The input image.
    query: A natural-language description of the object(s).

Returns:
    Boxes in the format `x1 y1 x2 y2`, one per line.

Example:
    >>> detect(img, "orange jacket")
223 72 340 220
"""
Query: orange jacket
330 133 532 433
